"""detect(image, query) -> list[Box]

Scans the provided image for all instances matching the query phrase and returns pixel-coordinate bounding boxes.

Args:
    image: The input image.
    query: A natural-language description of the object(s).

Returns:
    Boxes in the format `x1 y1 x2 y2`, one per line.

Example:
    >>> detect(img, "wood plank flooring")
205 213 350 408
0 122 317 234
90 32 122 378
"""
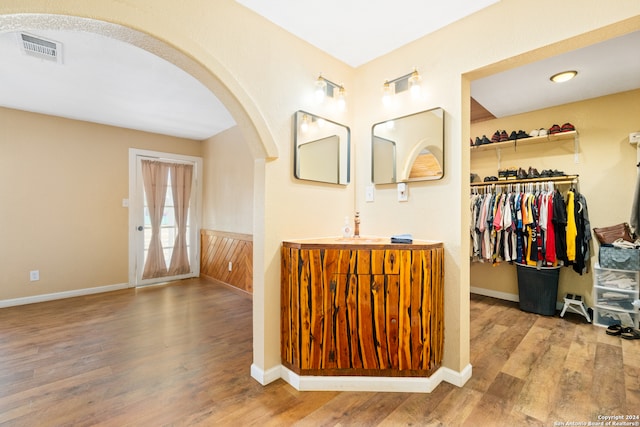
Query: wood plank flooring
0 279 638 426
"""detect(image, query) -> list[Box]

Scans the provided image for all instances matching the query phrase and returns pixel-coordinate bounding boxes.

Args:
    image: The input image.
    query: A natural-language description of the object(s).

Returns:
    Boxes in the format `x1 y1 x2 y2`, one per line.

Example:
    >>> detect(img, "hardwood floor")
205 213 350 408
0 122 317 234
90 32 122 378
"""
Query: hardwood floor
0 279 638 426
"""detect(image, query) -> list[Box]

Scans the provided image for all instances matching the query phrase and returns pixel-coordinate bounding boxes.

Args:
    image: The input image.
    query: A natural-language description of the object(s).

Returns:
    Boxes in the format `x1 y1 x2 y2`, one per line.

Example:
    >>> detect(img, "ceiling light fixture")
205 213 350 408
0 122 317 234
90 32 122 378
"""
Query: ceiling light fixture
550 70 578 83
315 74 346 111
382 68 422 106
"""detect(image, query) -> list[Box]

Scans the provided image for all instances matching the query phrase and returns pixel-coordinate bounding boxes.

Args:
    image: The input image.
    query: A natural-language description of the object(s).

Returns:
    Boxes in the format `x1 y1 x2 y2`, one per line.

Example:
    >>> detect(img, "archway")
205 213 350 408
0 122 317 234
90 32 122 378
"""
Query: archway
0 12 275 382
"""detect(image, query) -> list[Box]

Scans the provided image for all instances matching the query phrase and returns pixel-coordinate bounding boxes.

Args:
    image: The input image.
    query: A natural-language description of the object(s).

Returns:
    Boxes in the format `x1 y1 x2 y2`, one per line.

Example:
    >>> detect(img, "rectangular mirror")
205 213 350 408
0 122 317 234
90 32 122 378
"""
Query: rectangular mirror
294 110 350 185
371 107 444 184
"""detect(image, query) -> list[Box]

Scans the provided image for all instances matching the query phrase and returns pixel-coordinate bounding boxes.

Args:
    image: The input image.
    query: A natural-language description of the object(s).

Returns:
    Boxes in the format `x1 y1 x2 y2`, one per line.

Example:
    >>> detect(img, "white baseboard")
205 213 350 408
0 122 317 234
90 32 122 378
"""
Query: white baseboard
251 363 282 385
470 286 519 302
0 283 130 308
274 364 473 393
470 286 565 311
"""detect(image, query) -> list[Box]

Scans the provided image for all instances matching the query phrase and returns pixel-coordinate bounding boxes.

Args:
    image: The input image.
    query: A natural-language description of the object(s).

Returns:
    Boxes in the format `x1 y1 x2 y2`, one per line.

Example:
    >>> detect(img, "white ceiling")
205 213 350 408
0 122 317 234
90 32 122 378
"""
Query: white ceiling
0 29 235 140
235 0 500 68
1 5 639 140
472 30 640 118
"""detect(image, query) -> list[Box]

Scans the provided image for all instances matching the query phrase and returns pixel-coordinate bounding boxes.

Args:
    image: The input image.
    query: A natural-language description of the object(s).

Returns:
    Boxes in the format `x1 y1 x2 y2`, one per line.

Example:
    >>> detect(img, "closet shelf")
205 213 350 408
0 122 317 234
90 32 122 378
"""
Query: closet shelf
470 174 579 187
470 130 577 153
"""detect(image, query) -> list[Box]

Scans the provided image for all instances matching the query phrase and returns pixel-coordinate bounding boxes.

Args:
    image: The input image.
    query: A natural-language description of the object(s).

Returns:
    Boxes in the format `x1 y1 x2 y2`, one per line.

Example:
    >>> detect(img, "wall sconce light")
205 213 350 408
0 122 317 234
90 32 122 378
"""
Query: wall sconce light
315 74 346 111
382 68 422 106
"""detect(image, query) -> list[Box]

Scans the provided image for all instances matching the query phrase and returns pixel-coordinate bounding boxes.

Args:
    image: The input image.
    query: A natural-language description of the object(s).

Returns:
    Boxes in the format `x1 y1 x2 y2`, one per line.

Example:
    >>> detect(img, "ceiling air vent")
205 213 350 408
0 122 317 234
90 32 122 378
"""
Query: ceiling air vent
19 33 63 63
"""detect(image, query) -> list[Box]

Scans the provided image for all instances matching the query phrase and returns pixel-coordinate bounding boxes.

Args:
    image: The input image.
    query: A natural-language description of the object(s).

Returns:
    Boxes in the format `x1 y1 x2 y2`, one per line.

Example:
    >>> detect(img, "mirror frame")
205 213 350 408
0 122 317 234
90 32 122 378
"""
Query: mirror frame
371 107 445 184
293 110 351 185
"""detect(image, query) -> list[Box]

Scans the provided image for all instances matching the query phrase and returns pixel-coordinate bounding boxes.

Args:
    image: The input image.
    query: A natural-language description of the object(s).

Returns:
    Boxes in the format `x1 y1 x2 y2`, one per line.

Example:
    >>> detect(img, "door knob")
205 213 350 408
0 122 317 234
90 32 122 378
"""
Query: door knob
137 226 144 231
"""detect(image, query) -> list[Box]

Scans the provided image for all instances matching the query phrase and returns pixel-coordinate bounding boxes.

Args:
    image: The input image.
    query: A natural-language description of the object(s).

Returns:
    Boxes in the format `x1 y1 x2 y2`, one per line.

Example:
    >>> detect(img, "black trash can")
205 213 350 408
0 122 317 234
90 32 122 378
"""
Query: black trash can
515 263 561 316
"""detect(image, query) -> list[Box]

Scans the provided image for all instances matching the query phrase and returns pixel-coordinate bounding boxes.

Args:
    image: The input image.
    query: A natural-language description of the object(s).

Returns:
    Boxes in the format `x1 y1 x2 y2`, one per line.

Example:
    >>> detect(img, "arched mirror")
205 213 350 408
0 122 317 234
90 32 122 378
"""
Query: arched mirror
371 107 444 184
293 110 350 185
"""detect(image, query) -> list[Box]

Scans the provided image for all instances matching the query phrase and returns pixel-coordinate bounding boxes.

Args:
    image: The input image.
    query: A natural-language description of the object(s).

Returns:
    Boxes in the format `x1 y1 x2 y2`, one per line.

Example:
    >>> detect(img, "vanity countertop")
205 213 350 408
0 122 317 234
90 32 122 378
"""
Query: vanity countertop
282 236 443 250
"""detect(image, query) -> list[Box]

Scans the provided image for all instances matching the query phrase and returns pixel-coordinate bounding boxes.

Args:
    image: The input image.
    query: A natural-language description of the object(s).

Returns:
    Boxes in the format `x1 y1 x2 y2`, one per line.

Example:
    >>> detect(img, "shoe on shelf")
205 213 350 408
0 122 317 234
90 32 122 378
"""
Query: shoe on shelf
474 136 482 146
509 131 518 140
517 168 528 180
551 169 565 177
481 135 492 145
516 130 530 139
549 124 561 134
538 128 548 136
540 169 552 178
483 176 498 182
491 131 501 143
530 129 540 137
561 122 576 132
499 130 509 142
527 167 540 179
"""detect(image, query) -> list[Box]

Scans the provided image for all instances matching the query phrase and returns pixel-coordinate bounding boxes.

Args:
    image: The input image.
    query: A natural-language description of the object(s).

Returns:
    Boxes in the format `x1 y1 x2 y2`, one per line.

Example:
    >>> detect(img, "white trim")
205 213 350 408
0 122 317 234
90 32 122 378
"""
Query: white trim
0 283 129 308
128 148 203 287
470 287 565 311
273 364 473 393
470 286 519 302
251 363 282 385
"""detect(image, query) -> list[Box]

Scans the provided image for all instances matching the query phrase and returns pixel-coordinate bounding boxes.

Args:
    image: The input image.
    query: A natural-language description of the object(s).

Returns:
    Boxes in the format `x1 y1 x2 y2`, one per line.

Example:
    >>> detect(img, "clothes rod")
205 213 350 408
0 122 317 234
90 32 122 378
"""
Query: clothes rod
470 175 579 187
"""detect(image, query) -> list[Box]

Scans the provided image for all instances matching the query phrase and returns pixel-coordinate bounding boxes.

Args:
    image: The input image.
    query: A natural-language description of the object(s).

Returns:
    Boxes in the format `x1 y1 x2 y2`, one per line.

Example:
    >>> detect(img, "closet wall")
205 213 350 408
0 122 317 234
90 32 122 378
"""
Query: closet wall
470 88 640 306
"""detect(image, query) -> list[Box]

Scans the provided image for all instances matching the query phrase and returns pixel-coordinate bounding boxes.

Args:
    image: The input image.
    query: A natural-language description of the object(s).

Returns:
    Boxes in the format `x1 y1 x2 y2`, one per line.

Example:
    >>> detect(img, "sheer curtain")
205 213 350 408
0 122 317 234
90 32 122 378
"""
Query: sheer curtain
141 160 169 279
168 163 193 275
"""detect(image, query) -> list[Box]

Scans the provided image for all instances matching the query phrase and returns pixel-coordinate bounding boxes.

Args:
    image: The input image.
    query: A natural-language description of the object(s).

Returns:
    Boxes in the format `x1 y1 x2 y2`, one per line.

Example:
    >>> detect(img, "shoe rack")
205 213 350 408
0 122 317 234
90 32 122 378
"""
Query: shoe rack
470 130 579 167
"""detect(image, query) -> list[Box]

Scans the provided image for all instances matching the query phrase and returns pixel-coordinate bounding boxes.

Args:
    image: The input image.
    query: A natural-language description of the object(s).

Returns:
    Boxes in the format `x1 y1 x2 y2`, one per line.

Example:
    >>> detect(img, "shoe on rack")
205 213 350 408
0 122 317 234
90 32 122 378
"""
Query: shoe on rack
561 122 576 132
549 124 561 134
551 169 565 177
491 131 501 143
516 130 530 139
474 137 482 146
527 167 540 179
540 169 552 178
483 176 498 182
530 129 540 137
517 168 528 180
481 135 492 145
499 130 509 142
538 128 548 136
509 131 518 140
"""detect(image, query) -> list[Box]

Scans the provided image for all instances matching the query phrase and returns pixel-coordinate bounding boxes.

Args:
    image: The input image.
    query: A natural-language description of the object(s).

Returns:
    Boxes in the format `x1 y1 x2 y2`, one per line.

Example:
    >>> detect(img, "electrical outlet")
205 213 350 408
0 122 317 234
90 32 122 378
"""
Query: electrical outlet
228 261 233 272
30 270 40 281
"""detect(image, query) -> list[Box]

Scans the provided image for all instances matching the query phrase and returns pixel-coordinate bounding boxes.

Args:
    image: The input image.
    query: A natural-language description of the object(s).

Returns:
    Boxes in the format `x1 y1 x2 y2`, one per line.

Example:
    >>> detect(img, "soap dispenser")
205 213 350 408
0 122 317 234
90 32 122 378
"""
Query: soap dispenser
342 216 352 238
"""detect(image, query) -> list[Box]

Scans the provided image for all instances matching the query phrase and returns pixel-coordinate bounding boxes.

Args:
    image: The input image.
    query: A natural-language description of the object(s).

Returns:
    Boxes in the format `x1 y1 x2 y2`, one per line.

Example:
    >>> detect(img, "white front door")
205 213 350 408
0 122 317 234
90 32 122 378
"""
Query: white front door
128 149 202 287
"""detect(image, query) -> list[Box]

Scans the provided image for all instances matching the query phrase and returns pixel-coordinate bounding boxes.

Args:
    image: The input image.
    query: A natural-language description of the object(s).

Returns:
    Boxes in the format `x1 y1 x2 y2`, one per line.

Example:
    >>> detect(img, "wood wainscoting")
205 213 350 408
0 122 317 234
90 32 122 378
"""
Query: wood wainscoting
200 230 253 294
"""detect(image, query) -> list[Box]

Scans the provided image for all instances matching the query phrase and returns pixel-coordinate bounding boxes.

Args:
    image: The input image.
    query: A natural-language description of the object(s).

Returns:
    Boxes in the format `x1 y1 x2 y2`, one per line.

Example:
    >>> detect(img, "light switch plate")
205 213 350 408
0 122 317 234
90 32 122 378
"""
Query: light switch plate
365 185 375 202
397 183 408 202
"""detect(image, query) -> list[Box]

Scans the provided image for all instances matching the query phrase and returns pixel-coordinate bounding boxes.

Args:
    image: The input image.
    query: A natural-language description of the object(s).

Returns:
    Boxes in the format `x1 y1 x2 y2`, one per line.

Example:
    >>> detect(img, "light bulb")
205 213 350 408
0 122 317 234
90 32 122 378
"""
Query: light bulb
336 86 346 111
382 81 394 107
408 70 422 98
300 114 309 133
315 76 327 102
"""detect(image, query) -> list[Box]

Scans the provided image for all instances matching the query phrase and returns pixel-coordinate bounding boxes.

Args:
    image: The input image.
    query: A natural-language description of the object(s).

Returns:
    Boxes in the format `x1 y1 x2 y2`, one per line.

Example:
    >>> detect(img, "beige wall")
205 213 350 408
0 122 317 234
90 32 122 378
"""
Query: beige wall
0 107 201 300
202 126 254 235
1 0 639 383
470 89 640 306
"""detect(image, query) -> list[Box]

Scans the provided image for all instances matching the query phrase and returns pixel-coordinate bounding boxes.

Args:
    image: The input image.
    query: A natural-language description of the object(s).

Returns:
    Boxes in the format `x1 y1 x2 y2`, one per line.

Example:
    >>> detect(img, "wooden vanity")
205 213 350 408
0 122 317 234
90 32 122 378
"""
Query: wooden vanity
281 237 444 377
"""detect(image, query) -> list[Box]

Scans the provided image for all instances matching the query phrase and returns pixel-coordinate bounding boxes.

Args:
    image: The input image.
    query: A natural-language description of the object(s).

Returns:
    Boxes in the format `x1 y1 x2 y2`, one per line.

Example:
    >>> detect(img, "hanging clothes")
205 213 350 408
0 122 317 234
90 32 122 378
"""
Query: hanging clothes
470 181 590 275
